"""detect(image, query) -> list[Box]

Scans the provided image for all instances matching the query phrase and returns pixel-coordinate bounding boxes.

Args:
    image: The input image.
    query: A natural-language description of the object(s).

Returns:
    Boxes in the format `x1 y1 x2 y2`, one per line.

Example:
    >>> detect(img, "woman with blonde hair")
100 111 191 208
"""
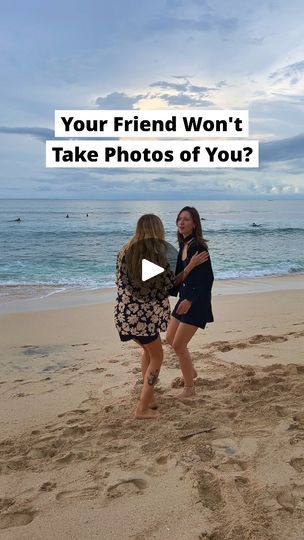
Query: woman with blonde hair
114 213 208 419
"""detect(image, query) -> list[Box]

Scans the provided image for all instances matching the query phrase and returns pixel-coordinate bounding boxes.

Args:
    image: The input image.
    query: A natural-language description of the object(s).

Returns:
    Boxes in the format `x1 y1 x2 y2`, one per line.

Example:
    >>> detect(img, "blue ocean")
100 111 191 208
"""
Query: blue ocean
0 199 303 300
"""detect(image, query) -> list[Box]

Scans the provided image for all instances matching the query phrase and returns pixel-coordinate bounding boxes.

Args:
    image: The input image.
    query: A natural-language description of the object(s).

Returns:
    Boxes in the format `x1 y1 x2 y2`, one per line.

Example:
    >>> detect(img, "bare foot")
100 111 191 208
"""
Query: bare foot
135 407 160 419
176 386 196 399
149 400 158 410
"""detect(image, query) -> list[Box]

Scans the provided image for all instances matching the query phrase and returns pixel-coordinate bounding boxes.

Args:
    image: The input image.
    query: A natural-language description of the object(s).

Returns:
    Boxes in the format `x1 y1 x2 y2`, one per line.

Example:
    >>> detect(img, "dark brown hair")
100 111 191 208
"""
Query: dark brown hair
176 206 208 249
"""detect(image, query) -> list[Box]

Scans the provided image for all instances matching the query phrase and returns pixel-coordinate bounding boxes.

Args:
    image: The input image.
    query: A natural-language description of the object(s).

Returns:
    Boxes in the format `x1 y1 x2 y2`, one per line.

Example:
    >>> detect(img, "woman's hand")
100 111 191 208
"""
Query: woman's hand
188 250 209 271
176 299 192 314
174 250 209 287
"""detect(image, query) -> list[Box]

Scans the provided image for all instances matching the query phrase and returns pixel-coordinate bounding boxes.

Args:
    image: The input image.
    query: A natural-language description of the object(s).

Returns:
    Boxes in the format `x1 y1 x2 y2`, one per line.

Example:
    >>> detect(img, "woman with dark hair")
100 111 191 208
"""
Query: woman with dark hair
114 213 208 419
166 206 214 398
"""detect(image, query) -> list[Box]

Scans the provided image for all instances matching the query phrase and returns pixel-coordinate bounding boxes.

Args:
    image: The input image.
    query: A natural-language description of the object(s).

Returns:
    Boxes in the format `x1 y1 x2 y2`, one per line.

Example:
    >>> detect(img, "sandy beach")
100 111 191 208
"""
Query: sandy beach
1 276 304 539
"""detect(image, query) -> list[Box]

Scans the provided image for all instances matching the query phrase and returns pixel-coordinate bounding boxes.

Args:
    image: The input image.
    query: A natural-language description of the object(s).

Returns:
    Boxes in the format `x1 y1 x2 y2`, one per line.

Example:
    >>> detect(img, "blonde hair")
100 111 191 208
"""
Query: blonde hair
122 214 167 283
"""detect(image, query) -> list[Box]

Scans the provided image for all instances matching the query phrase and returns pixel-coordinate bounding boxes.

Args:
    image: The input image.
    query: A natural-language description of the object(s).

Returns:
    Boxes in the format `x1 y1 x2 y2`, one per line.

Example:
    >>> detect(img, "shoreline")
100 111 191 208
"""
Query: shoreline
0 272 303 314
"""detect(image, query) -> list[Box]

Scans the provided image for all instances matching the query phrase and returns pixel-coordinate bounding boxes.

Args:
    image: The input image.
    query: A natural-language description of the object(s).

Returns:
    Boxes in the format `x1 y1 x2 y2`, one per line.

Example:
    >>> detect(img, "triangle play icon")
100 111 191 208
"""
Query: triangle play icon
141 259 164 282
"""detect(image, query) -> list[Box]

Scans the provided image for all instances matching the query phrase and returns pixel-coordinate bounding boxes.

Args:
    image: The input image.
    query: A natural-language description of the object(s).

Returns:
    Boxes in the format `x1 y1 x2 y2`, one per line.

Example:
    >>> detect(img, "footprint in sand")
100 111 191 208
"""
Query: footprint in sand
65 417 85 425
107 477 147 498
234 475 250 503
27 447 49 459
250 334 288 344
289 432 304 446
195 444 215 463
0 510 35 529
145 454 175 476
0 498 15 511
40 481 57 492
292 484 304 503
62 425 92 438
262 364 286 374
171 376 184 388
276 489 296 513
90 367 106 373
289 457 304 473
196 469 223 511
103 386 120 396
54 452 77 464
1 457 29 472
57 408 89 418
293 412 304 425
56 487 98 503
219 457 248 473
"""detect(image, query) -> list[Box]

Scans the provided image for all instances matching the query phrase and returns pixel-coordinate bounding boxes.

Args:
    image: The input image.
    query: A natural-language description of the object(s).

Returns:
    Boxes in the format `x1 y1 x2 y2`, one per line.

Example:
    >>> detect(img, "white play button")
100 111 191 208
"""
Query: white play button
142 259 164 282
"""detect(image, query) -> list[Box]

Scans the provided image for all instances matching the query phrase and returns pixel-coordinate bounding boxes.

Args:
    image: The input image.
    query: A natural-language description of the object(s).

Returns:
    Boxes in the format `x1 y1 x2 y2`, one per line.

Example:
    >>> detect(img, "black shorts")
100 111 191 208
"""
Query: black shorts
120 333 159 345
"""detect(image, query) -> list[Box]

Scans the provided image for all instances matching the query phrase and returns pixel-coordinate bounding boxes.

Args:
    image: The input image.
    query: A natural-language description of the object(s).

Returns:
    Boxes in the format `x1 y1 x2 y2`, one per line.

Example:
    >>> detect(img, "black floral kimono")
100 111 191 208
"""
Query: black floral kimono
114 249 176 340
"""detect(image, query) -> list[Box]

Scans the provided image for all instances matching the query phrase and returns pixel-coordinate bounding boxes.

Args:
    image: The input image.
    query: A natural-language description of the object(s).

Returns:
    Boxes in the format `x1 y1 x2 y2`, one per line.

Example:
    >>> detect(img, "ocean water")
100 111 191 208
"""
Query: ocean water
0 199 303 300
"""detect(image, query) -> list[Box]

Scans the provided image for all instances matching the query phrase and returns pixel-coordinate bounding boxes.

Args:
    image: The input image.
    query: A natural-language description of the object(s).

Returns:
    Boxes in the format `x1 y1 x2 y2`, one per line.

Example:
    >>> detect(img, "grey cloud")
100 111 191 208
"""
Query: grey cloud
150 80 211 94
172 74 195 79
274 158 304 175
96 80 216 110
249 97 304 140
216 80 227 88
188 84 212 93
268 93 304 103
151 177 174 183
260 133 304 162
159 93 214 107
150 81 189 91
0 125 119 144
269 60 304 84
95 92 143 110
0 126 54 142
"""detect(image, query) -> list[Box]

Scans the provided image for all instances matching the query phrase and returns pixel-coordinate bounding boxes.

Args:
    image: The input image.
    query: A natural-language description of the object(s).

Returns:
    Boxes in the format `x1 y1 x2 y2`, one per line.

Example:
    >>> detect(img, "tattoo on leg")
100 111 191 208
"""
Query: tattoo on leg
147 369 159 386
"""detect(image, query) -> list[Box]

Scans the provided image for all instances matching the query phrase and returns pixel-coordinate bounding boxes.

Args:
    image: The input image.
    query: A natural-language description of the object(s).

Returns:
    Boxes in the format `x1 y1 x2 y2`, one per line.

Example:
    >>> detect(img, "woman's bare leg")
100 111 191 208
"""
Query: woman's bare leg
135 337 163 419
166 315 180 346
166 316 198 380
136 344 157 409
172 322 198 397
141 348 150 381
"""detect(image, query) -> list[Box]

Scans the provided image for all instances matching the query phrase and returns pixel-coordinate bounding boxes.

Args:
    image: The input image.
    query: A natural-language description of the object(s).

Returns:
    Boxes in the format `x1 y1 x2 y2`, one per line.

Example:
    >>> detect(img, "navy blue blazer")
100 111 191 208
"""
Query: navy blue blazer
170 239 214 325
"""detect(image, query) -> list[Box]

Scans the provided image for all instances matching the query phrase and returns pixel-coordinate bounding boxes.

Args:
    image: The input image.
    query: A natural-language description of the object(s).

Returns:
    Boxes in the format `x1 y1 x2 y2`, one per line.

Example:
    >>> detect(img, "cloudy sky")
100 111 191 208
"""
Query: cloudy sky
1 0 304 199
